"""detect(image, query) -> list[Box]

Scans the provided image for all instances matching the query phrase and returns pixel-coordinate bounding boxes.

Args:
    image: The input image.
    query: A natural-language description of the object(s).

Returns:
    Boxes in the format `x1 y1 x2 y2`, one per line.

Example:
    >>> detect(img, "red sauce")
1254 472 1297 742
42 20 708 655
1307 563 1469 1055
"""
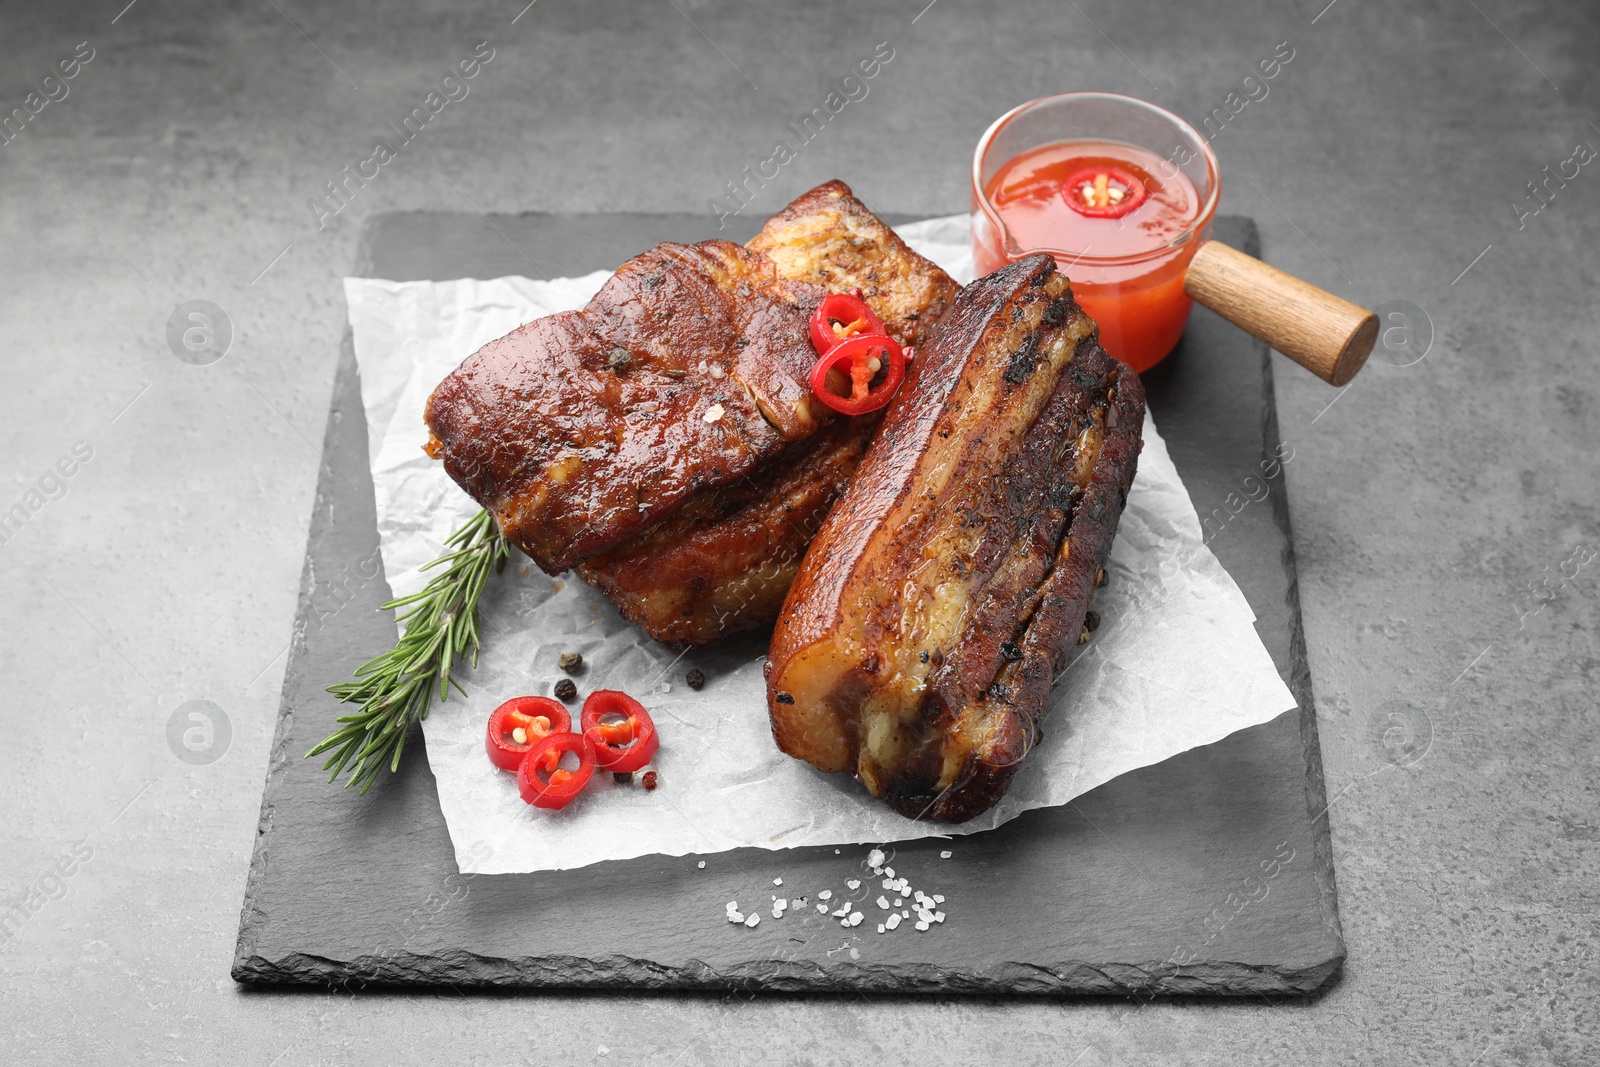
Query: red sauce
975 140 1205 372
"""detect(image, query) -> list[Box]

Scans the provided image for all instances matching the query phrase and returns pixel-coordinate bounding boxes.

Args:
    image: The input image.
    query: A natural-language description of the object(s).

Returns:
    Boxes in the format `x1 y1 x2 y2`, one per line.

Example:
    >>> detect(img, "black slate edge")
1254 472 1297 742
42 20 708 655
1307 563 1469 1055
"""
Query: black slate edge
1237 213 1343 980
235 219 384 974
1263 350 1347 981
232 331 362 976
232 949 1340 996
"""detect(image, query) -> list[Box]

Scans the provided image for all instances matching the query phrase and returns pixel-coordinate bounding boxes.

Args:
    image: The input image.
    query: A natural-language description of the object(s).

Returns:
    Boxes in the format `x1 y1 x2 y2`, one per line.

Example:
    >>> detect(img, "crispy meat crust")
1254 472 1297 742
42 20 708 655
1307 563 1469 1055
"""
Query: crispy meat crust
575 416 877 646
748 180 958 352
764 254 1146 822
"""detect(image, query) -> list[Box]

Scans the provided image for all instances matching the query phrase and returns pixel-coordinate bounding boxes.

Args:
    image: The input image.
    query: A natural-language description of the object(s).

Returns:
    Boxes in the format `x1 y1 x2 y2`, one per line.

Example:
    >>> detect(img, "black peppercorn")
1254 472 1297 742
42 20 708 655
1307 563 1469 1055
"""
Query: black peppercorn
1084 610 1100 632
553 678 577 702
775 691 794 705
608 347 631 371
686 668 706 690
1000 641 1023 661
613 771 633 785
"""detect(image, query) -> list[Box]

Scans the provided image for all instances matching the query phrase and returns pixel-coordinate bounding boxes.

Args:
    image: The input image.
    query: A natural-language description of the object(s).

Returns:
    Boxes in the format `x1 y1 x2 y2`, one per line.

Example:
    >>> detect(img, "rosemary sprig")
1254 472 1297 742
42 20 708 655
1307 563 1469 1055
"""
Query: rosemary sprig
308 508 509 792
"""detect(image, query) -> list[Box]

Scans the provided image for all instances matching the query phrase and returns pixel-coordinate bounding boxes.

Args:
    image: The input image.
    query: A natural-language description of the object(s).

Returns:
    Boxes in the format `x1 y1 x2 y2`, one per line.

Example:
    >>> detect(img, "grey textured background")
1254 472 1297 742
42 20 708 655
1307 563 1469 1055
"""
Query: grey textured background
0 0 1594 1064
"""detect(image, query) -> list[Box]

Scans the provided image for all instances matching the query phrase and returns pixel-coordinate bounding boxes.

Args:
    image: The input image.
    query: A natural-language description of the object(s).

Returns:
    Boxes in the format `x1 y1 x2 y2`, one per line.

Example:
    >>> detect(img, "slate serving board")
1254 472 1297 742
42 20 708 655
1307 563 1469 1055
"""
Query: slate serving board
232 211 1343 996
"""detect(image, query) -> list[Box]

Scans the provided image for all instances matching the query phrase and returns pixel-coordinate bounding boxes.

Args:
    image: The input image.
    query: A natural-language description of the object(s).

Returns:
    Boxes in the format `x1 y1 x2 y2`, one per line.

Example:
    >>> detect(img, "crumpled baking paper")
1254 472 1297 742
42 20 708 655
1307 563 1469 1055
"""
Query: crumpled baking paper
343 215 1296 875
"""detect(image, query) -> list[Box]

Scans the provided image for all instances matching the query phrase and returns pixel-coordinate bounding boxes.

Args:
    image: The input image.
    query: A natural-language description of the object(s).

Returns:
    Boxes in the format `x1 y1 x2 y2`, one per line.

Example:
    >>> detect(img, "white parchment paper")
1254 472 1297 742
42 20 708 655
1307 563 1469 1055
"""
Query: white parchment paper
344 216 1297 875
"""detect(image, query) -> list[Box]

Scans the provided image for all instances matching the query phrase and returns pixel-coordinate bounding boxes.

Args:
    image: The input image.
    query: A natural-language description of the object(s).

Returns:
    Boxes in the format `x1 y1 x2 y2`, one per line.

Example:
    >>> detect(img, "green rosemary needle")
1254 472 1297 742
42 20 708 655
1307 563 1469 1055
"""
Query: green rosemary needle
307 508 509 793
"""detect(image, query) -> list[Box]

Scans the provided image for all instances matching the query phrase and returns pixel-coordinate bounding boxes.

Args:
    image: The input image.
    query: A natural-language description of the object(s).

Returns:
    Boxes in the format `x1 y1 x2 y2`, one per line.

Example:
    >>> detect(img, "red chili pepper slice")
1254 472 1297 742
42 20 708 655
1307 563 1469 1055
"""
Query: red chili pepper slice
809 291 886 356
1061 164 1148 219
580 690 660 774
807 332 906 417
485 696 572 772
517 731 597 809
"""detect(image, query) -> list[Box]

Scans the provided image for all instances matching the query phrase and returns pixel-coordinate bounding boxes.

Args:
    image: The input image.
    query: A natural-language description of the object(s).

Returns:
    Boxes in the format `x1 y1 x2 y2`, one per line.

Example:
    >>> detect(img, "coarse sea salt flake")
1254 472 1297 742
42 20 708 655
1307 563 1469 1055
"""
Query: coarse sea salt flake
934 894 944 904
818 889 832 901
940 850 952 859
915 920 930 932
935 911 946 923
884 867 895 878
881 877 895 890
697 861 705 869
772 877 783 885
877 896 890 910
885 913 902 930
867 849 886 867
846 879 861 890
849 912 864 927
816 903 827 913
877 923 885 934
744 913 760 927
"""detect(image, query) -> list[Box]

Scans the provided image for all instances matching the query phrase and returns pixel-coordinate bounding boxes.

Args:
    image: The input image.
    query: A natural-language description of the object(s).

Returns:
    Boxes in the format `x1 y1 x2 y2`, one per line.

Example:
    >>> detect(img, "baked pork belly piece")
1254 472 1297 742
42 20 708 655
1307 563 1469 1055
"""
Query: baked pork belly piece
764 253 1146 822
424 181 958 644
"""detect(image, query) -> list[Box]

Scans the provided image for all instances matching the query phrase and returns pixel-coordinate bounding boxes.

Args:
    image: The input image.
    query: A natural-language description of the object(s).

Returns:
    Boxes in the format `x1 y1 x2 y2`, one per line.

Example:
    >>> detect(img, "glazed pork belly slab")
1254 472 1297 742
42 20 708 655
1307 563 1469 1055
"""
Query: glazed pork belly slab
765 253 1146 822
424 181 957 645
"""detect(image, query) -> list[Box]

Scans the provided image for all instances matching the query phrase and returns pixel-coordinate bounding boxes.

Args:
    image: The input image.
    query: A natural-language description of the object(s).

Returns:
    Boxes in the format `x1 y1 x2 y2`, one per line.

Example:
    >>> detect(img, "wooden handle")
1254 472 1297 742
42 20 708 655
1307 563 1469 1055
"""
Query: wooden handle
1183 241 1377 387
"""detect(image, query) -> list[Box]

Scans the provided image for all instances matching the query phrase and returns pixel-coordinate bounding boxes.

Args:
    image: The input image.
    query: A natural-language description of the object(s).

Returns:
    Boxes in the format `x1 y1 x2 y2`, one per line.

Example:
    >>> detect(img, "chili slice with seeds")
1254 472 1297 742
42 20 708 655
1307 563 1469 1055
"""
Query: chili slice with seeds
808 332 906 417
1061 164 1148 219
517 732 597 809
808 292 885 355
485 696 571 772
580 689 660 773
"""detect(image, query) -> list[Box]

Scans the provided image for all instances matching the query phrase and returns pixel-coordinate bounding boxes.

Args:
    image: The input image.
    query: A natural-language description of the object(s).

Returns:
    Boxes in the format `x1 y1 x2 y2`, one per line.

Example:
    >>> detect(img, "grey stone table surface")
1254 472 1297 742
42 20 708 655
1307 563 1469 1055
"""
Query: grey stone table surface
0 0 1594 1063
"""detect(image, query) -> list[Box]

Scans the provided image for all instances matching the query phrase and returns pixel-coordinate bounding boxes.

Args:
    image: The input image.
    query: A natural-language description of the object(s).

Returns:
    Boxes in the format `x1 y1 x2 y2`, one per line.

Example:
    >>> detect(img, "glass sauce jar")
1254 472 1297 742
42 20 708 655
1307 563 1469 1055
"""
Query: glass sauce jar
972 92 1220 373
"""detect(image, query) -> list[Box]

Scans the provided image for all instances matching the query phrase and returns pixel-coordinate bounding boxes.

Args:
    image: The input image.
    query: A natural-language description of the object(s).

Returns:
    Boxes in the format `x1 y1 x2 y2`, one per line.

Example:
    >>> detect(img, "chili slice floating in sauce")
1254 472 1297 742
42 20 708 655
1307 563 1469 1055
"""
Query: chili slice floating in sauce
485 696 571 772
807 332 906 417
580 689 660 774
808 291 886 355
1061 164 1148 219
517 731 597 809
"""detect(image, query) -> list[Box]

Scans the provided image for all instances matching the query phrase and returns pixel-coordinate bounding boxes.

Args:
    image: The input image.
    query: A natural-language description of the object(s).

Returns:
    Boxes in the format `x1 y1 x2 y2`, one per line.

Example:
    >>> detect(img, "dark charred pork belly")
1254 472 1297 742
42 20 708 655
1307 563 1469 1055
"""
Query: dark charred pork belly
764 254 1145 822
424 181 957 644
